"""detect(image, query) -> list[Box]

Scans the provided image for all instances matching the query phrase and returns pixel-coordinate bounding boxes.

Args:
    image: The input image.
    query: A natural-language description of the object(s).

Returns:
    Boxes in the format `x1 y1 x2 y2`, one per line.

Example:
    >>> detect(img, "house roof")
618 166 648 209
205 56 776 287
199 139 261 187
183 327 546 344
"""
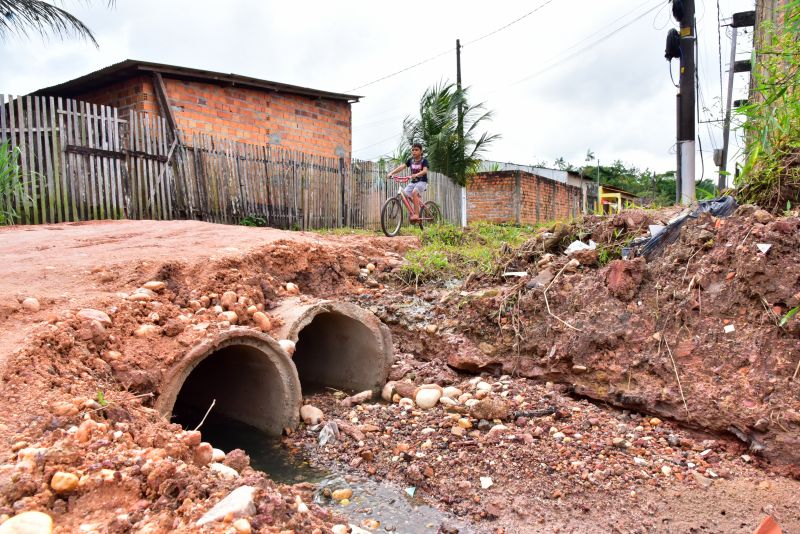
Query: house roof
34 59 362 103
600 184 638 198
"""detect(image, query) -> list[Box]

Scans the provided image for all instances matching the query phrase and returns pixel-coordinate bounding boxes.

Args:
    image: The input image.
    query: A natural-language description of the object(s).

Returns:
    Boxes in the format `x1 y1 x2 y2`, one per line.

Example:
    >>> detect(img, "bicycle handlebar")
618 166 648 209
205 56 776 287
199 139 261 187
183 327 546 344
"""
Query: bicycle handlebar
390 175 411 183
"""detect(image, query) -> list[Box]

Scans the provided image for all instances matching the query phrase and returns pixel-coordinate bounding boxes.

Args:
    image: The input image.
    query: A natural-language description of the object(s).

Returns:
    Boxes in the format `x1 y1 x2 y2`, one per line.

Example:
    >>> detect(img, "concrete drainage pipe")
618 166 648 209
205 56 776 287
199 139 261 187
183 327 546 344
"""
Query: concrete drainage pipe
271 298 393 394
156 330 302 436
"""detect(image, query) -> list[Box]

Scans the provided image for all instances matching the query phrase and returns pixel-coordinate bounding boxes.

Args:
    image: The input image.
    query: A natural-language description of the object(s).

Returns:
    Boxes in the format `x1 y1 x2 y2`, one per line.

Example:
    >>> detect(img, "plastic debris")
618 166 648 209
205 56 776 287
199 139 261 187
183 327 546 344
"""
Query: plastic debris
405 486 416 497
724 324 736 334
318 421 340 446
634 196 738 260
480 477 494 489
564 239 597 256
756 243 772 254
501 271 529 277
648 224 666 237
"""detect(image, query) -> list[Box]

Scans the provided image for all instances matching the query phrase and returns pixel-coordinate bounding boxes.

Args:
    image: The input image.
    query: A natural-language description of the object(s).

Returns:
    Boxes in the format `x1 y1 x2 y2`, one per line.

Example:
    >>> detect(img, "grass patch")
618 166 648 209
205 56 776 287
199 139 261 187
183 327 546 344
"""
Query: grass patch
400 222 538 283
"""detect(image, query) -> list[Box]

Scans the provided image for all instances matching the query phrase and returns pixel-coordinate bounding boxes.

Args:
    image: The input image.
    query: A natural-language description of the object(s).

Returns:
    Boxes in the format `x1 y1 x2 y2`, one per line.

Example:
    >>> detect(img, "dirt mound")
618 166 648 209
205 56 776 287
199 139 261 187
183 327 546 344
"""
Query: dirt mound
0 229 413 532
438 209 800 469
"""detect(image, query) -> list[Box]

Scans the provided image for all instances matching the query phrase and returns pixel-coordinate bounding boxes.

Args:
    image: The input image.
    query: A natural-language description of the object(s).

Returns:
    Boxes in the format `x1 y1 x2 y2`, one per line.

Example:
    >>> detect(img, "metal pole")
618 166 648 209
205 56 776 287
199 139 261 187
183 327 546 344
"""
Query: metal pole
719 27 738 189
456 39 464 185
678 0 696 204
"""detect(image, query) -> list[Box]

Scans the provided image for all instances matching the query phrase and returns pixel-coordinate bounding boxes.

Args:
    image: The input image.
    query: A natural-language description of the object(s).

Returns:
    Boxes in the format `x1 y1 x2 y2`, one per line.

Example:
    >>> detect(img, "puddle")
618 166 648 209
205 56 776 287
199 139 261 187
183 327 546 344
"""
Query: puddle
196 414 475 532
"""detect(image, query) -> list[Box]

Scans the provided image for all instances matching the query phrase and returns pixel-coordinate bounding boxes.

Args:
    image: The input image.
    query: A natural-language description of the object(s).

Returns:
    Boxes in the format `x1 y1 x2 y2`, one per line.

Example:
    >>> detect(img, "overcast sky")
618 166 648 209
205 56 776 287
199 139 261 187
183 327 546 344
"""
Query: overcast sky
1 0 757 183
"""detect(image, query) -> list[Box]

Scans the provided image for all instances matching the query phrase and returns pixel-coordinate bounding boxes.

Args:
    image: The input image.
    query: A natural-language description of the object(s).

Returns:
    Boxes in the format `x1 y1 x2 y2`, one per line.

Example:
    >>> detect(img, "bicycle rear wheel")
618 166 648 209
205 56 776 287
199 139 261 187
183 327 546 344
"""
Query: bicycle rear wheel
380 197 403 237
422 201 443 226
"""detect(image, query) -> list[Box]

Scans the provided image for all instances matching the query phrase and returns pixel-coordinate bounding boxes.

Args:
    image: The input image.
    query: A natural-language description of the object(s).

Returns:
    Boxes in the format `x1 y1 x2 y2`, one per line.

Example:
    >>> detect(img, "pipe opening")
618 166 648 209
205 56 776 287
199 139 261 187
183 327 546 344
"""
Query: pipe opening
294 311 383 393
171 343 289 436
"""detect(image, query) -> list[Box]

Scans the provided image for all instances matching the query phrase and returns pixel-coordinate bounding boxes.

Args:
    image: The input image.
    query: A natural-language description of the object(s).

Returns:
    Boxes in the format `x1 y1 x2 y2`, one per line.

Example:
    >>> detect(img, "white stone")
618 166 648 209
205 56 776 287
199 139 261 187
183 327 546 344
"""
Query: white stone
209 462 239 480
129 288 157 301
480 477 493 489
331 526 348 534
278 339 295 356
217 311 239 324
476 381 492 392
134 324 160 337
415 388 442 409
196 486 256 526
439 396 458 407
300 405 324 425
285 283 300 295
0 511 53 534
212 448 226 462
143 281 166 292
442 386 462 399
21 297 40 313
77 308 112 326
381 381 396 402
221 291 238 309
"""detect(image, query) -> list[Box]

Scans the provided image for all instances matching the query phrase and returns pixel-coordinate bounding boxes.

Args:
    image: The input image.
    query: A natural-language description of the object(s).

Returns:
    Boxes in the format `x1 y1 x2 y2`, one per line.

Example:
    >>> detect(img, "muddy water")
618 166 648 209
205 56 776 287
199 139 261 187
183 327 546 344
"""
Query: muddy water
199 415 475 533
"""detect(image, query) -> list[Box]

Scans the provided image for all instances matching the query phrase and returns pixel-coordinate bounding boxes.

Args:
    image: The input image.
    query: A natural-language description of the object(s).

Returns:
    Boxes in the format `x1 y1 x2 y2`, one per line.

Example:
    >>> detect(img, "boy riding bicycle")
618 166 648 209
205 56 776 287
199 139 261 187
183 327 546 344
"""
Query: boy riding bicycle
387 143 429 222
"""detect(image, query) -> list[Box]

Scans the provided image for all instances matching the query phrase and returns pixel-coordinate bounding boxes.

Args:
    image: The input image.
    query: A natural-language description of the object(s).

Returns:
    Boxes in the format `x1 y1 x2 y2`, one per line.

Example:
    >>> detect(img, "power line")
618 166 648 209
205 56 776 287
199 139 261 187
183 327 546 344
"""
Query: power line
716 0 724 111
345 0 558 93
462 0 555 47
485 0 665 94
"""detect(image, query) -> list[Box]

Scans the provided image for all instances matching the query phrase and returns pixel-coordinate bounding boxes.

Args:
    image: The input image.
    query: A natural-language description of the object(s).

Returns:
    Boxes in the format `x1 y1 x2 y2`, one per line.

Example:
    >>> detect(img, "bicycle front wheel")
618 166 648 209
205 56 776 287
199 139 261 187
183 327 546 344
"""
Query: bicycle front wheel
380 197 403 237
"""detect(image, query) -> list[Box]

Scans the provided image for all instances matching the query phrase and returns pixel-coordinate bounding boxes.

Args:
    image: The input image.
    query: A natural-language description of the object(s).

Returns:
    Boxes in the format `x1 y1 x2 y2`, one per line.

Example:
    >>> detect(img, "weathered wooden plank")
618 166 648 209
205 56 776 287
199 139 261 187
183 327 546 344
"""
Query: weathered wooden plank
99 105 112 219
56 98 73 222
39 97 56 223
111 107 124 218
0 94 11 220
142 113 156 219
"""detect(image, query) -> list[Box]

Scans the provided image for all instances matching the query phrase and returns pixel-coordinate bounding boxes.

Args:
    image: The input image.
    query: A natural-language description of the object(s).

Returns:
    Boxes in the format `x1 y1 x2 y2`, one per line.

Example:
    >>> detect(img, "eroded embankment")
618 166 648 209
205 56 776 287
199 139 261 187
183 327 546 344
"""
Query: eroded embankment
404 208 800 471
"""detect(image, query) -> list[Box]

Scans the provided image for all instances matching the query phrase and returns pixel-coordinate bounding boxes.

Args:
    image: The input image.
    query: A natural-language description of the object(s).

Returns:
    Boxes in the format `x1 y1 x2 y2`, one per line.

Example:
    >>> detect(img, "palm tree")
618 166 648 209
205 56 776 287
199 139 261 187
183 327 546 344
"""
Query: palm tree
0 0 114 46
401 82 500 186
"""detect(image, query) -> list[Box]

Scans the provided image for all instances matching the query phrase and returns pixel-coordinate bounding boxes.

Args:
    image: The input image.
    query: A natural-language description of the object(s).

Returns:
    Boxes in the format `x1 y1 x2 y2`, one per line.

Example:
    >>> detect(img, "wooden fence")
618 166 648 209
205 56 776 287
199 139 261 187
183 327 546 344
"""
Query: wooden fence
1 94 465 229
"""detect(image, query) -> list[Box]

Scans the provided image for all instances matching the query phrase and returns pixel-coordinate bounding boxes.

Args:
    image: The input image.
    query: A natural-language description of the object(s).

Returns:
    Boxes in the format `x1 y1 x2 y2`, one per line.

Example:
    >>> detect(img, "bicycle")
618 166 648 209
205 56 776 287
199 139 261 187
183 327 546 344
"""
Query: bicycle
380 176 443 237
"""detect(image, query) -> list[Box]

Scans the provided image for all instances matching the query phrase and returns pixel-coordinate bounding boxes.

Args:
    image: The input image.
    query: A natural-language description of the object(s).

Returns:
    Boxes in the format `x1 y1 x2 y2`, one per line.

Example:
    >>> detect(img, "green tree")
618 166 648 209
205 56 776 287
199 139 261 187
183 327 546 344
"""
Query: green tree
401 82 500 186
0 0 114 46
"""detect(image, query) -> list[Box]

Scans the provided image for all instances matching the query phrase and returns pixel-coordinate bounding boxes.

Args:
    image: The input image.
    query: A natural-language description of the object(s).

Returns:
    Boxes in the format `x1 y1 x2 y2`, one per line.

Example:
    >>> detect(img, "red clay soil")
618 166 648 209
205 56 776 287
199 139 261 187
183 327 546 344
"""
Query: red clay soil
0 214 797 533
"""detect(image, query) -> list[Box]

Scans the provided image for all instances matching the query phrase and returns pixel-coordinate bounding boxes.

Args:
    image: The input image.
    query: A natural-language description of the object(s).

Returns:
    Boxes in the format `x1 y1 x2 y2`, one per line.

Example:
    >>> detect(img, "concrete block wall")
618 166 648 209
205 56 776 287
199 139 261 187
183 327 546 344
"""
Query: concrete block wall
468 171 583 225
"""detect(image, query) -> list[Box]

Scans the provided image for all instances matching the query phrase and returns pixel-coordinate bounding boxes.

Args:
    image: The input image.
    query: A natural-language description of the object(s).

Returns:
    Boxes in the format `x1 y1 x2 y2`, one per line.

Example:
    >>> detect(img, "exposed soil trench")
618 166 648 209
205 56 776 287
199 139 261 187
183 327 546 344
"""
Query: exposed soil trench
0 217 797 532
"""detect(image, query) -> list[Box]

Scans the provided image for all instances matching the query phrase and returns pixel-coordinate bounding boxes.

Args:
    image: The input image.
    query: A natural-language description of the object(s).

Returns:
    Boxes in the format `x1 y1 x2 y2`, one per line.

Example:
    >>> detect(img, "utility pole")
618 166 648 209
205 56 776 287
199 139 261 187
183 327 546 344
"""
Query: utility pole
677 0 696 205
719 11 755 189
456 39 464 185
719 26 738 190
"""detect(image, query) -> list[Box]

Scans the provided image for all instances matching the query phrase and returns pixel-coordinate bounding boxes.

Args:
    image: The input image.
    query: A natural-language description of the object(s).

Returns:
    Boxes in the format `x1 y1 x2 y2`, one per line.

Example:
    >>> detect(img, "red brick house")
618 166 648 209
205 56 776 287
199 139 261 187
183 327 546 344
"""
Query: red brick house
35 59 360 159
467 170 583 224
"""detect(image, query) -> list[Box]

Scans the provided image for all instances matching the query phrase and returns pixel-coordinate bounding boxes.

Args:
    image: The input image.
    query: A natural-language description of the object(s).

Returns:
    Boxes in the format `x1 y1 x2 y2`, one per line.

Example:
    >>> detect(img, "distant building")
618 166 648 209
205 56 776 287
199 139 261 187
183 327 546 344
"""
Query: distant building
34 59 360 159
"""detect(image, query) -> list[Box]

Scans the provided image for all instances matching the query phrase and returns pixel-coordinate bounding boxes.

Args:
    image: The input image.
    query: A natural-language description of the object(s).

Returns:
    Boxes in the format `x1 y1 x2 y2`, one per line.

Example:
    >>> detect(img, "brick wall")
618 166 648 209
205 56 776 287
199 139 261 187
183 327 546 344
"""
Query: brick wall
467 171 582 224
73 75 351 159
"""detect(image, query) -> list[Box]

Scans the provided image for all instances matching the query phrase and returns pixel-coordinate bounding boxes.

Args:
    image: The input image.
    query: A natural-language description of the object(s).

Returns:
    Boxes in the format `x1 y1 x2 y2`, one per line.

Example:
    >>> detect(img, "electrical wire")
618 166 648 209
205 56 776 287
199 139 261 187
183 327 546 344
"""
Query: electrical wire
345 0 557 93
716 0 724 110
487 0 665 94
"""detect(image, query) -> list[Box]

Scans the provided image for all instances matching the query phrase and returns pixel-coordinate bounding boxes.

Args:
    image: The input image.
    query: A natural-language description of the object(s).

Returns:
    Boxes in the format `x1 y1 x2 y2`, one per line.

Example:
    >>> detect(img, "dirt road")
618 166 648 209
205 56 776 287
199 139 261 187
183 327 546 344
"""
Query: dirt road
0 220 410 367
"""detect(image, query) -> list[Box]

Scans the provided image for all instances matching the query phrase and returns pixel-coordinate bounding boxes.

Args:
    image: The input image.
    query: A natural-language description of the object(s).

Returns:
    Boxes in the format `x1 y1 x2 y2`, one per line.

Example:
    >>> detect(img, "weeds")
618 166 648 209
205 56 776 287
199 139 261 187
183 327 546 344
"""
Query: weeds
736 1 800 211
400 222 536 283
239 215 268 227
0 141 29 225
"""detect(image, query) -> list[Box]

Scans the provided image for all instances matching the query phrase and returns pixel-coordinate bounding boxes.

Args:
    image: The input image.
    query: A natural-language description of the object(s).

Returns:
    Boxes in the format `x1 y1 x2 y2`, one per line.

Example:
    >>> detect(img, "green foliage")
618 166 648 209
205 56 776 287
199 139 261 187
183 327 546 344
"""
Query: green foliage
239 215 268 227
736 1 800 211
780 305 799 327
400 82 500 186
0 0 115 46
0 141 28 225
96 390 108 407
400 222 535 283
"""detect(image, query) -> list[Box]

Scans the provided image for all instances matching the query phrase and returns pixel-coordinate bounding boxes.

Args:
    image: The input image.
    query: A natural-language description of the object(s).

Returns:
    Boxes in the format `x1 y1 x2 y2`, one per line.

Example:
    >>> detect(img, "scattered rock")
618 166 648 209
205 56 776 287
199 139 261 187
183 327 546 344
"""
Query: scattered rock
134 324 160 337
209 462 239 480
221 291 238 309
415 388 442 409
285 283 300 295
194 442 214 467
217 311 239 324
0 511 53 534
300 405 324 425
341 390 373 407
143 281 166 292
753 209 773 224
279 339 296 356
50 471 79 494
606 258 645 301
469 397 510 421
253 311 271 332
212 448 226 462
232 518 251 533
331 488 353 501
77 308 112 326
21 297 40 313
129 288 157 302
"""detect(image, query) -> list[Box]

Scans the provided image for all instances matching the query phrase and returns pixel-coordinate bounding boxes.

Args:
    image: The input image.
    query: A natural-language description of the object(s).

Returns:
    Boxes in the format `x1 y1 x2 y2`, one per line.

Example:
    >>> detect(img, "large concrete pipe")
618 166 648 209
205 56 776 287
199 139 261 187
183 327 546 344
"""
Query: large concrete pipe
272 298 393 394
156 330 302 436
